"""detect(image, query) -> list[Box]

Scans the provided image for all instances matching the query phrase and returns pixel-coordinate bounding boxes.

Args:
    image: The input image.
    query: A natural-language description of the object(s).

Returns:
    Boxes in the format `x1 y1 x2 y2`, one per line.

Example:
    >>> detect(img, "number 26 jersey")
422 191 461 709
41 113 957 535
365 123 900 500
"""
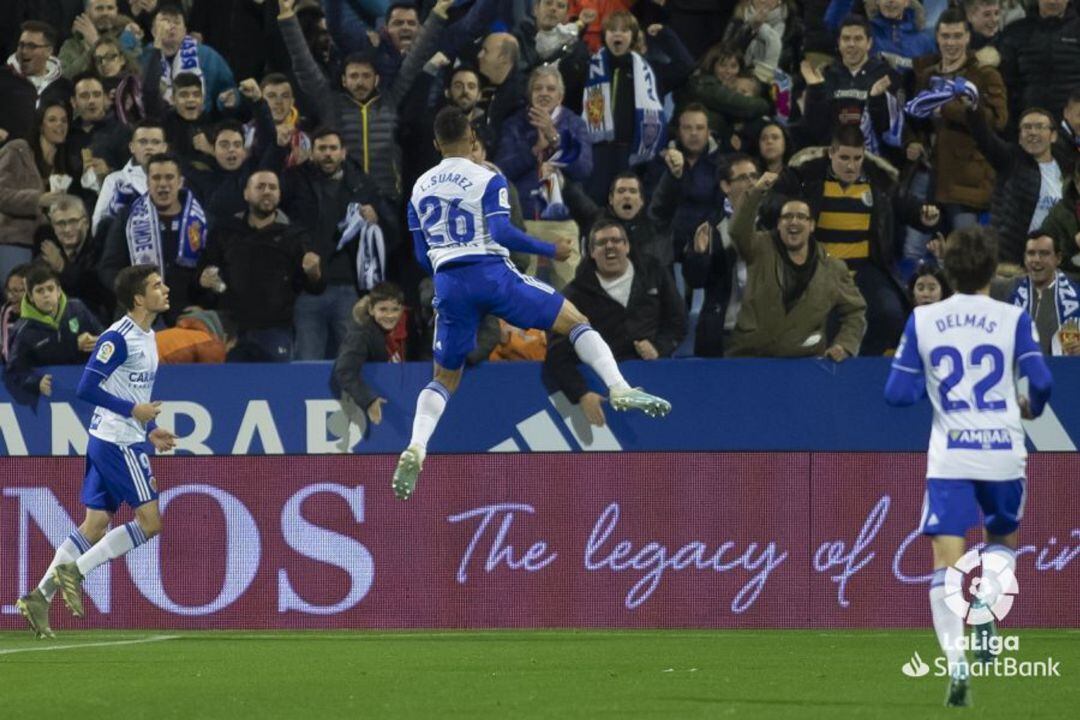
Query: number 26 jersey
408 156 512 272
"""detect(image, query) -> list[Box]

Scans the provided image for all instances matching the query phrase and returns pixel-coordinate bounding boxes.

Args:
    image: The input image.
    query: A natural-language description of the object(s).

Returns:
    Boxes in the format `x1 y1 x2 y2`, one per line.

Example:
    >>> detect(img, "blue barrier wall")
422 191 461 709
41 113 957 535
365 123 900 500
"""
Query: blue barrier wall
1 358 1078 455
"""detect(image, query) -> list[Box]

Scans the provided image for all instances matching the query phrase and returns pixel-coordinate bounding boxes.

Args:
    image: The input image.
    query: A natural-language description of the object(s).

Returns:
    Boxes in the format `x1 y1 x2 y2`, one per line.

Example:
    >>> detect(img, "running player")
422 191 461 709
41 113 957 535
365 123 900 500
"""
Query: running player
884 227 1052 707
15 265 177 637
394 106 671 500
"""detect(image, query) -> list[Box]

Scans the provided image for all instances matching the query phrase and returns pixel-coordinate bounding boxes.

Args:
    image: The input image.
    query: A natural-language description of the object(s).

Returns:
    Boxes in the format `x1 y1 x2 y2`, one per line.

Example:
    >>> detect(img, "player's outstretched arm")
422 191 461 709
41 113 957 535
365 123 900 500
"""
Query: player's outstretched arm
1020 357 1052 418
488 214 561 259
1015 312 1053 418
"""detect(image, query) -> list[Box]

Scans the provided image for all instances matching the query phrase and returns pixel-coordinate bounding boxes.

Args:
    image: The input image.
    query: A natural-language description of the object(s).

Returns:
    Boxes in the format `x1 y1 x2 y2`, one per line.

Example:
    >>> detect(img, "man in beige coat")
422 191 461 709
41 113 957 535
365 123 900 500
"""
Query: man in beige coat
726 172 867 358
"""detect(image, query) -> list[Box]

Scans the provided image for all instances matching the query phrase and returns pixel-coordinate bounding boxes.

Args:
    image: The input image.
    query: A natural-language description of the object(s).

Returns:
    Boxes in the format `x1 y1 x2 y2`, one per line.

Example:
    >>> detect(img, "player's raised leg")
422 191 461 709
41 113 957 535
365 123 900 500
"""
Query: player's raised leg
55 438 163 617
15 510 108 638
551 300 671 418
394 364 463 501
56 499 160 618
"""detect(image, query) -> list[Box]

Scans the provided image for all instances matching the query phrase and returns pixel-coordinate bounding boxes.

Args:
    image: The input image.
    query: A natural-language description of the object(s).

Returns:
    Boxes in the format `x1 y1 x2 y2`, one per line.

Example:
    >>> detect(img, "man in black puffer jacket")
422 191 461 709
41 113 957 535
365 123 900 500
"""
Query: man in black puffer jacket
969 104 1075 264
999 0 1080 125
197 170 325 361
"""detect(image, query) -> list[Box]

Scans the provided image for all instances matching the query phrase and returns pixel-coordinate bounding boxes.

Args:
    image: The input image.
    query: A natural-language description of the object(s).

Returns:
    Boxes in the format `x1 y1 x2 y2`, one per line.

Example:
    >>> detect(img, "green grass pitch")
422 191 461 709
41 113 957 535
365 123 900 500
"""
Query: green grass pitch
1 629 1075 718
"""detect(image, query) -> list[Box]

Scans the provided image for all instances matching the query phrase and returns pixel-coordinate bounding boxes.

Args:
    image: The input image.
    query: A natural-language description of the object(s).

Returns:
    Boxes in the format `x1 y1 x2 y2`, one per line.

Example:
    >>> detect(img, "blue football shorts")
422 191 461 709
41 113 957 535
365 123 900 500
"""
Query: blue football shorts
81 436 159 513
432 257 564 370
918 478 1026 537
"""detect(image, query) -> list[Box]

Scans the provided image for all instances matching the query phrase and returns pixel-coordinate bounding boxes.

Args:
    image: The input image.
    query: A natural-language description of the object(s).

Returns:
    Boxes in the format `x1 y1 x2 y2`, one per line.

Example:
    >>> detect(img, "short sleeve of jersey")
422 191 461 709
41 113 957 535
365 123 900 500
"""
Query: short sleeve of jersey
85 331 128 379
406 200 421 232
480 173 511 219
891 314 923 374
1014 310 1042 363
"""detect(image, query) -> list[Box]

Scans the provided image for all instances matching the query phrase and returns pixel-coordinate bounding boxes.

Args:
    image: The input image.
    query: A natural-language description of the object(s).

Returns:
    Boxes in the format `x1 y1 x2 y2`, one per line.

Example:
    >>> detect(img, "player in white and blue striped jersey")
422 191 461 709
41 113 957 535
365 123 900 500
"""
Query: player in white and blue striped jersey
393 107 671 500
15 265 177 638
885 228 1052 707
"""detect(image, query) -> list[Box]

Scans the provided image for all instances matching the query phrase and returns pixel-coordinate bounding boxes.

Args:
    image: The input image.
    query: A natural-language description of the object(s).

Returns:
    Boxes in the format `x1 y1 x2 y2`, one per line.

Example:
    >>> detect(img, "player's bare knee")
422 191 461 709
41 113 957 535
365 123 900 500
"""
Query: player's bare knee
80 511 111 543
930 535 966 569
433 366 463 394
135 506 162 539
137 516 162 539
80 523 108 544
986 531 1018 550
553 301 588 336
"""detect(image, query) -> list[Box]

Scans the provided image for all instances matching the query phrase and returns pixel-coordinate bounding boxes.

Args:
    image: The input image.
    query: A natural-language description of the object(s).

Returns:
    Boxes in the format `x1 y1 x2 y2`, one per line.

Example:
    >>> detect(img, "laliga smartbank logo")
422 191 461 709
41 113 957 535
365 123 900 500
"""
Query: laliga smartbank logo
901 549 1061 679
944 548 1019 624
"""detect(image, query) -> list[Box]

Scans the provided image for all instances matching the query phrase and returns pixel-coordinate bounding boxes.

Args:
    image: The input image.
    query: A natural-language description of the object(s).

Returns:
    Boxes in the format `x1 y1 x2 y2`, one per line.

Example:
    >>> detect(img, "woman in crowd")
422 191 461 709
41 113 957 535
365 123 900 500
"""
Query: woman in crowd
908 262 952 307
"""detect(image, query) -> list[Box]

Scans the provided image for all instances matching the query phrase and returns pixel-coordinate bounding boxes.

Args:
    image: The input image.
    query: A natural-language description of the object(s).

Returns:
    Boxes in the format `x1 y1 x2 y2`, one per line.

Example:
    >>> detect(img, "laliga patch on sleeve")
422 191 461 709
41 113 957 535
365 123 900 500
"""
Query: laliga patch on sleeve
499 188 510 209
96 341 115 363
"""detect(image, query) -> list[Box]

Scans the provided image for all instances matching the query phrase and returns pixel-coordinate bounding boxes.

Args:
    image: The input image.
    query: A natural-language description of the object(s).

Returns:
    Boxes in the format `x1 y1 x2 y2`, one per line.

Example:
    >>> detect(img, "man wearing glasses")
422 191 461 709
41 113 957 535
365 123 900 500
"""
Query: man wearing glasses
725 172 867 361
38 194 113 322
969 102 1075 264
9 20 71 105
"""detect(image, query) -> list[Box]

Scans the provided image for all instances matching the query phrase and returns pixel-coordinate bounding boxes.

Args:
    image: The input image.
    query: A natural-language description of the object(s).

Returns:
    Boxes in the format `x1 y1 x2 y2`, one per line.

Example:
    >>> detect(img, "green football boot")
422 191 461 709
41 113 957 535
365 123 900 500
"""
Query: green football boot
53 562 86 618
609 387 672 418
15 588 54 639
392 445 425 501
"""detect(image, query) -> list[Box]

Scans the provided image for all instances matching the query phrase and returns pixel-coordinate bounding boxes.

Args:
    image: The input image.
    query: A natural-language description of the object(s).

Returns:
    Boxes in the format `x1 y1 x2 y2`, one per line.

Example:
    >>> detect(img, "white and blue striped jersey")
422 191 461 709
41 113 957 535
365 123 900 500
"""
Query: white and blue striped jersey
408 157 512 271
86 316 158 445
890 294 1042 481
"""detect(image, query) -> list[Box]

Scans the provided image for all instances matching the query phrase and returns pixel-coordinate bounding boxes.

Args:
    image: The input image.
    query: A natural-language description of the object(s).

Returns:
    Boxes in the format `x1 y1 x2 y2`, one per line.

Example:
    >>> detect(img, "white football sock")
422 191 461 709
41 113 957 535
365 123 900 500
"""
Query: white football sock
408 381 450 453
37 531 92 601
75 522 148 577
929 568 967 674
569 324 630 392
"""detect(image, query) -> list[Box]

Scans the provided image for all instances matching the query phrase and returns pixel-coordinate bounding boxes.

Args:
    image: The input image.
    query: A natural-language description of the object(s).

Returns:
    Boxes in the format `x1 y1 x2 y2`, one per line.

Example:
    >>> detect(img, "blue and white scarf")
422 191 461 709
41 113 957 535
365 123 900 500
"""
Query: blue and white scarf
104 161 147 227
583 49 666 166
337 204 386 291
160 35 202 105
904 76 979 119
125 189 206 270
861 90 905 155
1010 271 1080 326
534 108 580 221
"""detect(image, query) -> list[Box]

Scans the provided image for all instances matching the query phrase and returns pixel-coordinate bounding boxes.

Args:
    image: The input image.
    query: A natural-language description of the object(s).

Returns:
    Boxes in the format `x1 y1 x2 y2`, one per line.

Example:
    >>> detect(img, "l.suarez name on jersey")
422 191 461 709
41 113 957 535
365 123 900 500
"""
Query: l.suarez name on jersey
417 172 475 193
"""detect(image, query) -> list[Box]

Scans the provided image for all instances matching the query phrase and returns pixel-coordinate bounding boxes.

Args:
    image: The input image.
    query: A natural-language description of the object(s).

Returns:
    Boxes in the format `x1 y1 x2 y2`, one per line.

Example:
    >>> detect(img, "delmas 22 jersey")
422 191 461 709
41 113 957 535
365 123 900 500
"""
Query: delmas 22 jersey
407 157 513 271
891 294 1042 481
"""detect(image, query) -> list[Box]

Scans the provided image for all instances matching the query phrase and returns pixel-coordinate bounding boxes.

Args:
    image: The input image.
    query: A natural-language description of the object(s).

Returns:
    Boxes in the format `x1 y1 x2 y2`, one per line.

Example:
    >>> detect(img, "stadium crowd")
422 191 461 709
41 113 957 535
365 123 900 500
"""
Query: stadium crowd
2 0 1080 421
